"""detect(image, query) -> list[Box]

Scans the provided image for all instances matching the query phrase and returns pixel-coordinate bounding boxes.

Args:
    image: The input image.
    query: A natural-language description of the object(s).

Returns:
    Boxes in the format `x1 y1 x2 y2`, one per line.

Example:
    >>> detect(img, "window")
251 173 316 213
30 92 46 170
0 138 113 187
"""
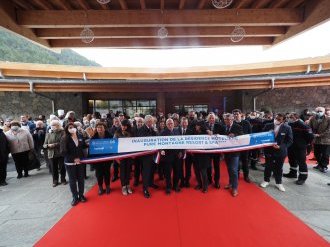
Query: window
88 99 156 117
174 104 208 115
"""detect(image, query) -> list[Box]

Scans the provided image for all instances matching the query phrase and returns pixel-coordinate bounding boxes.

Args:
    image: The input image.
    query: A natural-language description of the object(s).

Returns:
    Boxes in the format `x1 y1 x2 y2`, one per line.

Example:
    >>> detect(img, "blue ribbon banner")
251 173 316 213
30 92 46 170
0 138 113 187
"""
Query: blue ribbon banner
89 132 276 155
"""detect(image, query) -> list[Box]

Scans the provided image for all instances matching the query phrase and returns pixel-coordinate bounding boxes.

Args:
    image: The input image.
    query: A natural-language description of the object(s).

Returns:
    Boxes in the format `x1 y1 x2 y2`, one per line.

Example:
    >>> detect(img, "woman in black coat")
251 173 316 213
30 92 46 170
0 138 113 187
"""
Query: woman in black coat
60 123 86 206
92 122 112 195
192 121 211 193
114 119 134 196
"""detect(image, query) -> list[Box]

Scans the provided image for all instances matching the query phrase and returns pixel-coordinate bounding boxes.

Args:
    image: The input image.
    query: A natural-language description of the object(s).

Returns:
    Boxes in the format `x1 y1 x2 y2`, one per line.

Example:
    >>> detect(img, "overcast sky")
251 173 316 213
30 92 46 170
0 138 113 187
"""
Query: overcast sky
73 20 330 68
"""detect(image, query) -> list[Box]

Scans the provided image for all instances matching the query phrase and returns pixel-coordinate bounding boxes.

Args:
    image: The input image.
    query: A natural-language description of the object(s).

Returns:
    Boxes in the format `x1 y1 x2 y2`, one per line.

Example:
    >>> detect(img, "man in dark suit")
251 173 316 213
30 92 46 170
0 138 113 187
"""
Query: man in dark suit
220 113 244 197
177 117 192 187
160 118 181 194
136 115 158 198
233 109 252 183
260 113 293 192
284 112 314 185
206 113 222 188
182 117 195 187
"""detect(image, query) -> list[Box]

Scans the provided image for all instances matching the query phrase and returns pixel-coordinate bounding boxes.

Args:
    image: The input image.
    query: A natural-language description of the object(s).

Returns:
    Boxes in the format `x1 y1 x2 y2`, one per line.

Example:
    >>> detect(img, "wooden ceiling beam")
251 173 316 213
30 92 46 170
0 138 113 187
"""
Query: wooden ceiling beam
118 0 128 10
179 0 186 10
18 9 303 28
251 0 271 9
53 0 72 10
76 0 90 10
269 0 291 8
286 0 305 8
233 0 253 9
160 0 165 11
29 0 53 10
0 0 50 47
139 0 146 10
12 0 35 10
273 0 330 45
197 0 207 9
49 37 273 48
36 26 286 39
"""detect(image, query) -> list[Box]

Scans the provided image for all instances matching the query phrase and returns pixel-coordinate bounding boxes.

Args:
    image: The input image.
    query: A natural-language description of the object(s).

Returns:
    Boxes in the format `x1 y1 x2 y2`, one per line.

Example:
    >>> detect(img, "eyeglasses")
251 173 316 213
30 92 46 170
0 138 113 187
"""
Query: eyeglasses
316 111 323 113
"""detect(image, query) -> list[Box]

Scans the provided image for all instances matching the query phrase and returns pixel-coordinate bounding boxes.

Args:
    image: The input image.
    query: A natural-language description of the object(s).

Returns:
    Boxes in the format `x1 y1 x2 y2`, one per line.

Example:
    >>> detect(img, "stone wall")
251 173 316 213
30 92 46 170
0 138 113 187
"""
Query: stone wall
242 86 330 113
0 92 83 121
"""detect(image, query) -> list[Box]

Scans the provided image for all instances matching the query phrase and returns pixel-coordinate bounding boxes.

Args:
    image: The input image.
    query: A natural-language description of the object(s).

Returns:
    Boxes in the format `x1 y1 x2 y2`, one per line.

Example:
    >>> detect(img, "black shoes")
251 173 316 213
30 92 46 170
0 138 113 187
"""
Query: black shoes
214 182 220 189
71 197 79 206
174 186 181 193
319 167 328 173
24 173 29 177
61 180 68 185
79 195 87 202
165 188 171 195
0 181 8 186
52 182 58 187
244 176 251 183
17 174 23 179
106 186 111 194
143 189 151 198
150 184 159 189
194 185 202 190
283 172 297 178
296 180 305 185
202 188 208 193
98 187 105 195
185 181 191 188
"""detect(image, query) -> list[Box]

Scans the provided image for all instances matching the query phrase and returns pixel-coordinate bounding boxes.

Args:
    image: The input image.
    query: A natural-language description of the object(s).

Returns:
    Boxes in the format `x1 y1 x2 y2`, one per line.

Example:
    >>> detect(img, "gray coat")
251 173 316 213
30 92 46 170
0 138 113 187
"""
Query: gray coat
5 129 34 154
309 116 330 145
43 129 65 158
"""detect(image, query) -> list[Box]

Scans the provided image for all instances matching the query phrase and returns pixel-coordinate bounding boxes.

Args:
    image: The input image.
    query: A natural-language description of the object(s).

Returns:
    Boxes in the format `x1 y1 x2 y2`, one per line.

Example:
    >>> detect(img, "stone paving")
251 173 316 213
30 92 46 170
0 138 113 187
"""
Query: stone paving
0 158 329 247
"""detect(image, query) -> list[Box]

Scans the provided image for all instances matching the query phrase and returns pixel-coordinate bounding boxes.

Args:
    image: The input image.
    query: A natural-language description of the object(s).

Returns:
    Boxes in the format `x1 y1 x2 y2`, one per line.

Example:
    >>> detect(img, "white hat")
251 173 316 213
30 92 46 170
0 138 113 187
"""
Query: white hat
101 113 107 119
58 109 65 116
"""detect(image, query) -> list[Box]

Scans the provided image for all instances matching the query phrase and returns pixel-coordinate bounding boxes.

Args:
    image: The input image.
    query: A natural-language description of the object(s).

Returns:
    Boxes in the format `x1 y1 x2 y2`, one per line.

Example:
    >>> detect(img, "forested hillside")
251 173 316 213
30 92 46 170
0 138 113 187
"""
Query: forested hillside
0 29 100 66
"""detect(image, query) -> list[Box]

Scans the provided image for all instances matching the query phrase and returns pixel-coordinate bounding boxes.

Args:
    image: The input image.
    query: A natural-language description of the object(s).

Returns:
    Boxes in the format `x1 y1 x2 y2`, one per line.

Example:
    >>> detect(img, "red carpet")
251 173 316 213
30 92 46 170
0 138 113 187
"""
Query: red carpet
35 163 329 247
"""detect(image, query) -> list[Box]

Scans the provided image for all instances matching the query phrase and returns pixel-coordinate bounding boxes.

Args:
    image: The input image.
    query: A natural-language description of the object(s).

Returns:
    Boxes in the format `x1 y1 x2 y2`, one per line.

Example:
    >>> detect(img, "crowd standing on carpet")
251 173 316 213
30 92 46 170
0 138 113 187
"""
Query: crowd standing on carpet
0 106 329 206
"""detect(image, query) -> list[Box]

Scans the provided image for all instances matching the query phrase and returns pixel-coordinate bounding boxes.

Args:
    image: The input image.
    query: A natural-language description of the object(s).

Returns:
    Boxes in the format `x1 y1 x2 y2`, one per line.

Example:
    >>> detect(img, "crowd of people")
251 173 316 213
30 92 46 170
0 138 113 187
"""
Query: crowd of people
0 106 329 206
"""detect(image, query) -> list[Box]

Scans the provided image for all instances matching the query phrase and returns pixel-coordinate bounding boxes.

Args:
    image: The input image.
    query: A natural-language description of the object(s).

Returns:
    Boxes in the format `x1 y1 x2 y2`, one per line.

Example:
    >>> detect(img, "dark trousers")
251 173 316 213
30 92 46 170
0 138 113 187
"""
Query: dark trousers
134 158 142 182
141 155 154 189
250 149 259 166
113 161 119 178
49 157 66 183
34 145 43 168
239 151 249 177
225 154 240 190
95 162 111 187
264 154 285 184
314 144 330 169
207 154 220 183
12 151 29 176
0 158 8 183
164 156 180 189
193 154 211 190
177 158 184 183
158 160 165 179
184 154 193 183
120 159 131 186
288 147 308 180
66 164 85 199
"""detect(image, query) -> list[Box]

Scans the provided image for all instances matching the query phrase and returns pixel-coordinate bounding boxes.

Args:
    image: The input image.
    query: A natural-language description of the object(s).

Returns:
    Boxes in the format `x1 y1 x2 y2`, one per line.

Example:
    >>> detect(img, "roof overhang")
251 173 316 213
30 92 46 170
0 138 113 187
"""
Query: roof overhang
1 56 330 92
